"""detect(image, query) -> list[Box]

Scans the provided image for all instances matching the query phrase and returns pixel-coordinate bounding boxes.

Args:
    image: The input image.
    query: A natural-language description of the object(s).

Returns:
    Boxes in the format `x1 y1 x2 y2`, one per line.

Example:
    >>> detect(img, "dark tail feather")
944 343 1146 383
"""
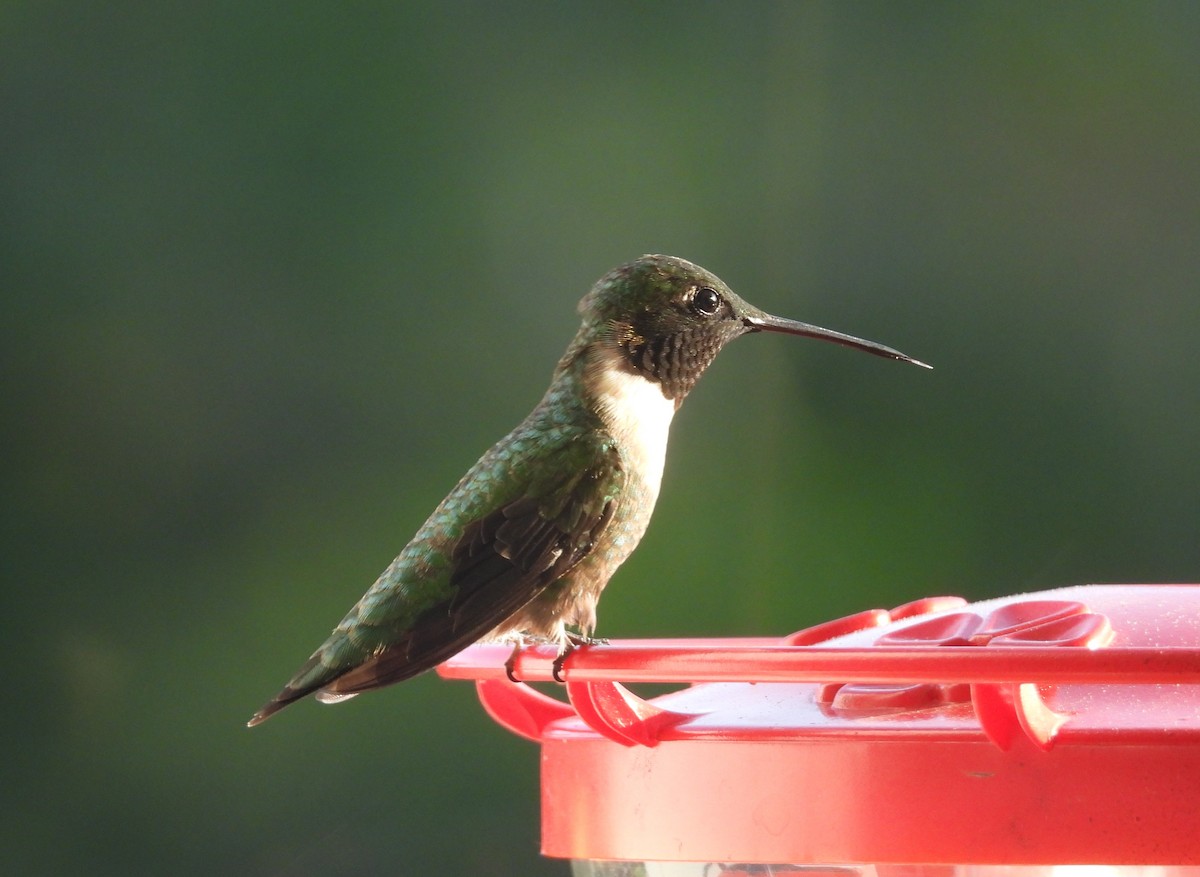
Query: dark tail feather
247 682 318 727
246 653 343 727
246 696 291 727
246 614 468 726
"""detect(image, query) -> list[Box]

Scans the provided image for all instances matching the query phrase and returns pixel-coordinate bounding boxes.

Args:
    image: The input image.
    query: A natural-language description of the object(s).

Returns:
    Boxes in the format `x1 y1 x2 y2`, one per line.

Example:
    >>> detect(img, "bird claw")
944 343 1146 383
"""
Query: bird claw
551 650 571 683
504 642 523 683
551 634 608 682
503 634 608 682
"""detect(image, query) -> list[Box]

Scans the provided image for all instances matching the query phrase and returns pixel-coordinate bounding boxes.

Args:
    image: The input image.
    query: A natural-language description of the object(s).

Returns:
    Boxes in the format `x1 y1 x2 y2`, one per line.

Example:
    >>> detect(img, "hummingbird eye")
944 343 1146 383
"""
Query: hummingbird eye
689 286 722 317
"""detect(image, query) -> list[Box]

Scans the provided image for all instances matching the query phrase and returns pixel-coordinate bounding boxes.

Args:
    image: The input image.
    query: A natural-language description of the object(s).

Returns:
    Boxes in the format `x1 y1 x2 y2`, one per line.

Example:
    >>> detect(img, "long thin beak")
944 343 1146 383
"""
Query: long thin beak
745 313 932 369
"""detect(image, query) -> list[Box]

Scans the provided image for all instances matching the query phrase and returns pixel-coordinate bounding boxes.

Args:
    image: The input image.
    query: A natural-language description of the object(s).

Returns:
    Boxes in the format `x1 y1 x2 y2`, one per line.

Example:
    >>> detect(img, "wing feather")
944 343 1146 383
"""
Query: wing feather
248 429 622 724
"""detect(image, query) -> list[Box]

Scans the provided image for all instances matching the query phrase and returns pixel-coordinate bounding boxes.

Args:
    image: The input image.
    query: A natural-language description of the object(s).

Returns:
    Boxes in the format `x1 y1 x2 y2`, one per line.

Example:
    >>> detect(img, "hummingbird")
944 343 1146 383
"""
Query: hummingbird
248 254 928 726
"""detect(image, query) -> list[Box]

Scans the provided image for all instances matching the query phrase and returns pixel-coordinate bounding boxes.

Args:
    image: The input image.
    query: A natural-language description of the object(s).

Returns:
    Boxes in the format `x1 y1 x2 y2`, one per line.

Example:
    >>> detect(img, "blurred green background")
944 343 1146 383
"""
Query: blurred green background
3 2 1198 874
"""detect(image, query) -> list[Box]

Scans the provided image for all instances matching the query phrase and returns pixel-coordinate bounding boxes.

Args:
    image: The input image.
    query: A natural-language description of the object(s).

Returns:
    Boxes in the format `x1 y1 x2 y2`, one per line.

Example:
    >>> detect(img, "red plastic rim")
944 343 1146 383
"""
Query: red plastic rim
438 584 1200 865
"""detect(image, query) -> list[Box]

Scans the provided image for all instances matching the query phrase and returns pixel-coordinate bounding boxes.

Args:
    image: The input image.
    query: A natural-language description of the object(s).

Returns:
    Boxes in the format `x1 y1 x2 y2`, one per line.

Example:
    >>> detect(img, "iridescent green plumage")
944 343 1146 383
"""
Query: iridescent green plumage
249 255 927 726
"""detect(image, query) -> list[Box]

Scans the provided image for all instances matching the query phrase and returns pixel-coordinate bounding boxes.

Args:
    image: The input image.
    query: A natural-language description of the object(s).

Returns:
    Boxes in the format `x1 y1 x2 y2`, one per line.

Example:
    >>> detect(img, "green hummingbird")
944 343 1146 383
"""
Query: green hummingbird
248 254 928 726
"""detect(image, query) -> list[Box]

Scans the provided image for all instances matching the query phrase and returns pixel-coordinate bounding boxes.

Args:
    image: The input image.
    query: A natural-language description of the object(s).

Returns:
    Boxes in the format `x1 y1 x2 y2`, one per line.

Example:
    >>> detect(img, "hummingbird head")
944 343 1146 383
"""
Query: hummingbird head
573 254 928 403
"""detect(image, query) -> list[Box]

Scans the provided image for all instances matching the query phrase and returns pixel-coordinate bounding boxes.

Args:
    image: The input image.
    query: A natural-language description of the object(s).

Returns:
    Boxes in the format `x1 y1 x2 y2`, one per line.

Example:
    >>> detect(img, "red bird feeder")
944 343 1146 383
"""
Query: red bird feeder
438 584 1200 875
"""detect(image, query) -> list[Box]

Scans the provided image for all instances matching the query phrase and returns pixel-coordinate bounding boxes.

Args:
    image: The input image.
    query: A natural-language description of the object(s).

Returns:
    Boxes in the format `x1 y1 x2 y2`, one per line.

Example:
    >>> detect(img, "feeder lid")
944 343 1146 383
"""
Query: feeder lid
438 584 1200 865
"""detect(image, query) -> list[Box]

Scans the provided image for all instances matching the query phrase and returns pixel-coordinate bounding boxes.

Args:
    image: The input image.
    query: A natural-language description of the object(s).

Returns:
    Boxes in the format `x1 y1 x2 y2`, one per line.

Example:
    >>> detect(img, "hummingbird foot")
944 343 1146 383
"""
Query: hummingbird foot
551 633 609 682
504 642 523 683
551 648 571 683
502 633 608 681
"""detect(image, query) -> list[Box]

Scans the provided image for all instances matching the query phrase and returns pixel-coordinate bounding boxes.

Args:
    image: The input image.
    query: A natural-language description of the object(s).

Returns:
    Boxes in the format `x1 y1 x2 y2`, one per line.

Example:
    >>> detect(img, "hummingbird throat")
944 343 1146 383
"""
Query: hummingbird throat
619 325 735 401
586 344 675 503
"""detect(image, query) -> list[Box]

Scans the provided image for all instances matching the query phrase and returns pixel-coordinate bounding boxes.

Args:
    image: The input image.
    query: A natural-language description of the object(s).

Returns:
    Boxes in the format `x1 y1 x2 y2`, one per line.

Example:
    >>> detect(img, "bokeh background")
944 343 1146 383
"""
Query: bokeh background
3 3 1198 874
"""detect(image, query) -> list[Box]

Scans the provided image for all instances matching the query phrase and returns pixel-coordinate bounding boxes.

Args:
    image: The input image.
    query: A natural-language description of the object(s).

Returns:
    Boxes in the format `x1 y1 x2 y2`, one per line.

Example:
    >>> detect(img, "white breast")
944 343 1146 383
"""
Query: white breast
589 349 676 498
